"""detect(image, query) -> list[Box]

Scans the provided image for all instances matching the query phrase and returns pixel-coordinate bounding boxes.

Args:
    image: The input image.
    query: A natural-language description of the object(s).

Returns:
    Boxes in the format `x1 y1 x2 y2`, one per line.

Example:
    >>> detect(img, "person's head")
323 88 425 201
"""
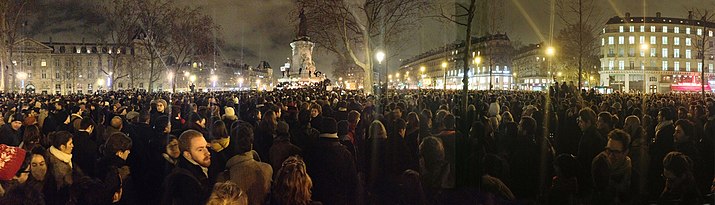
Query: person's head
605 129 631 164
393 118 407 138
623 115 641 134
178 130 210 167
21 125 41 148
274 156 313 205
190 112 206 128
406 112 420 131
662 152 694 181
578 107 598 130
419 137 445 163
518 116 537 138
597 111 614 131
677 106 688 120
369 120 387 139
156 99 167 113
206 181 248 205
163 135 180 159
10 113 23 131
110 116 123 130
79 118 95 134
554 154 578 178
154 115 171 134
309 103 322 118
211 120 229 139
658 107 673 123
348 110 361 125
51 131 74 154
234 124 255 153
104 133 132 160
443 114 455 130
29 147 47 181
674 119 695 143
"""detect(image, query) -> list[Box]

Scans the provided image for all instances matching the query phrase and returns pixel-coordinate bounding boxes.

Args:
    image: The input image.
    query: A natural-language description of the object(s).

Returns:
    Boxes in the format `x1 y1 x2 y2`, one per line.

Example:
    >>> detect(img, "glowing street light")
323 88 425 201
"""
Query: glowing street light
441 62 448 68
190 75 196 83
640 43 649 51
420 66 426 73
17 72 27 93
184 72 190 77
375 51 385 64
546 46 555 56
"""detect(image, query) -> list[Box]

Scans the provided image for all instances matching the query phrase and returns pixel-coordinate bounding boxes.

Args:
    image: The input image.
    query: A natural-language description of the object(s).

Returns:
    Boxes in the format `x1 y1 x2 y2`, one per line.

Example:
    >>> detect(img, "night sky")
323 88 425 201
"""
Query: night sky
26 0 715 78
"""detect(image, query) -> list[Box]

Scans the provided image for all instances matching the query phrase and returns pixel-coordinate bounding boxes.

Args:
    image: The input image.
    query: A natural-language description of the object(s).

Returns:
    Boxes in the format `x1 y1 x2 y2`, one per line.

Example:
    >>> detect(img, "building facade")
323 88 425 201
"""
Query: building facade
399 34 514 90
599 12 715 93
512 43 554 91
9 38 166 94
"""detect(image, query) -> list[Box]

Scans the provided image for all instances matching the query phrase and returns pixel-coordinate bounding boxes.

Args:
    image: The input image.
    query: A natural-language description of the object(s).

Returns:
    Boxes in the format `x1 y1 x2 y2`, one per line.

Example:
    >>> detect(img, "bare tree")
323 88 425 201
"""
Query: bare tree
691 9 715 100
436 0 477 116
0 0 34 92
554 22 599 83
555 0 601 88
92 0 140 91
135 0 175 92
166 6 220 93
296 0 429 94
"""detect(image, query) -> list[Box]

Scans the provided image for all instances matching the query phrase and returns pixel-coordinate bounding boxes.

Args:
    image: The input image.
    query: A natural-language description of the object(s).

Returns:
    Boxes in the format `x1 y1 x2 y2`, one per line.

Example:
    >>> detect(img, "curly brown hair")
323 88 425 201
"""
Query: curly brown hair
273 156 313 205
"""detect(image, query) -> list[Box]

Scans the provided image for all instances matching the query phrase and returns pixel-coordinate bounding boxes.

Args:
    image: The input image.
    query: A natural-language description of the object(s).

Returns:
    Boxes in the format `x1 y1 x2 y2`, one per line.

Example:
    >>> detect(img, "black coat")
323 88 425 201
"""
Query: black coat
145 154 176 205
73 131 99 177
303 137 358 205
95 155 128 205
577 126 606 194
161 157 212 205
0 124 20 146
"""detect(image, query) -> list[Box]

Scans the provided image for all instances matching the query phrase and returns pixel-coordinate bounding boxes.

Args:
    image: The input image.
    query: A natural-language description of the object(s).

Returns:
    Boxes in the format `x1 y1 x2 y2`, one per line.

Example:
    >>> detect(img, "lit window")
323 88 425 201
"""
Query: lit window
640 49 645 57
619 36 624 44
619 26 624 32
686 38 692 46
663 48 668 58
651 26 656 32
650 36 656 45
663 61 668 71
674 27 679 33
686 27 691 34
686 62 691 71
609 60 614 70
630 26 635 32
686 50 692 59
674 49 680 58
639 36 645 44
674 61 680 71
698 29 703 35
651 48 656 57
602 38 605 46
640 26 645 32
663 26 668 33
710 31 714 37
41 59 46 67
662 36 668 45
674 37 680 45
629 36 635 44
608 36 614 45
619 61 625 70
698 63 703 72
710 64 714 72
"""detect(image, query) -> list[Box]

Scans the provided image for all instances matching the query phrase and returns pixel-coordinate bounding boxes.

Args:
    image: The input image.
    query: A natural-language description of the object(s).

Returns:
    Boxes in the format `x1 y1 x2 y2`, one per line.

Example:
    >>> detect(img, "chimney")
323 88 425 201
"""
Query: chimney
688 11 693 20
625 12 631 18
656 12 661 18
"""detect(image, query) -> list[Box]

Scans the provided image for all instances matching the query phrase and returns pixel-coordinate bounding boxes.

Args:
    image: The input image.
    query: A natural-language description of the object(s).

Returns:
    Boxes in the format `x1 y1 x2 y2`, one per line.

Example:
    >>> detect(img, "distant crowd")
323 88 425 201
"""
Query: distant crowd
0 83 713 205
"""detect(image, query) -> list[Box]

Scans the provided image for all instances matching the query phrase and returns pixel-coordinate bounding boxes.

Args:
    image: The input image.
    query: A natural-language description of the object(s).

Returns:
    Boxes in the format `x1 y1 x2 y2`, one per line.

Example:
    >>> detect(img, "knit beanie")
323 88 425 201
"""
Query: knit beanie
0 144 27 180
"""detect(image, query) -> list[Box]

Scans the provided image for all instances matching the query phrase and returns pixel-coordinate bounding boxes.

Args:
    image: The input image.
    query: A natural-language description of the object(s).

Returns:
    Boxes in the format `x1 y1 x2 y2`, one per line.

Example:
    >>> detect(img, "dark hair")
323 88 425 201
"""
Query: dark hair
674 119 695 139
50 131 73 149
663 152 693 178
348 110 361 124
178 130 204 153
211 120 229 139
519 116 537 136
79 118 95 130
658 107 673 121
139 111 151 123
234 124 254 153
393 118 407 135
443 114 455 129
607 129 631 151
598 112 613 127
579 107 597 124
22 125 42 146
0 184 46 205
103 133 132 157
554 154 578 178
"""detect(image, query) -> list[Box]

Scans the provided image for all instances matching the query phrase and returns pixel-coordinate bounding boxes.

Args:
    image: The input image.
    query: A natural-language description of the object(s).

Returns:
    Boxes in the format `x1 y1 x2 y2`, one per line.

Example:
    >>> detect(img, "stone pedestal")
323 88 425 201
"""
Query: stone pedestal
290 38 316 79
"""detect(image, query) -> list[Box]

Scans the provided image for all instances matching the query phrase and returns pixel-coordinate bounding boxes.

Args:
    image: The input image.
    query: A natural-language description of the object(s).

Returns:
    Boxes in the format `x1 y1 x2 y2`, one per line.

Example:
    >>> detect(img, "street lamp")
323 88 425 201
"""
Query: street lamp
17 72 27 93
97 79 105 91
640 43 649 93
442 62 448 90
238 77 244 89
546 46 555 85
473 56 482 89
375 50 386 98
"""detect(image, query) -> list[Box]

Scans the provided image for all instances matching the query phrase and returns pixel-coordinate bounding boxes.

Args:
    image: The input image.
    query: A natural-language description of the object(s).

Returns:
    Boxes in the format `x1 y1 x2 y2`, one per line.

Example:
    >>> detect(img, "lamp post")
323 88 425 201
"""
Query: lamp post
473 56 481 90
17 72 27 93
97 79 105 92
640 43 649 94
167 71 174 93
375 50 386 96
190 75 196 92
546 46 555 86
441 62 448 90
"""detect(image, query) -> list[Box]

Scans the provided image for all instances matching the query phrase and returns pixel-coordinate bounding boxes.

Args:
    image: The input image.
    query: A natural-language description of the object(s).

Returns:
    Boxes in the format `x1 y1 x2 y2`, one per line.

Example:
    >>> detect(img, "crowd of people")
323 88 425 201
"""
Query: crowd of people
0 82 712 205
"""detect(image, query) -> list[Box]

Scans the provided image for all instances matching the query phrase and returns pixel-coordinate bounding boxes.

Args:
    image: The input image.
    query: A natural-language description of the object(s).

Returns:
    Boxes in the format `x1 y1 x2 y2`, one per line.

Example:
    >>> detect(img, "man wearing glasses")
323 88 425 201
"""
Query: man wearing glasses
591 129 632 204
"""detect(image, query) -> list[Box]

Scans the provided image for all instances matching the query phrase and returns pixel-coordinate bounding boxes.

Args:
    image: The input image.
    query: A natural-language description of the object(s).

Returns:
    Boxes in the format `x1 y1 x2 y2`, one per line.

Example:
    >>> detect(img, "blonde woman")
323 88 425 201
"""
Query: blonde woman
205 181 247 205
272 156 316 205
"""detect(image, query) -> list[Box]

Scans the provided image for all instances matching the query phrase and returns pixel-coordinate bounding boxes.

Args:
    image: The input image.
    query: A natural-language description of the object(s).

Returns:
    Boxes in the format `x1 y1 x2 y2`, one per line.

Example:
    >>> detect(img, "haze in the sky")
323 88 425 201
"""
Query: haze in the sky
28 0 715 78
